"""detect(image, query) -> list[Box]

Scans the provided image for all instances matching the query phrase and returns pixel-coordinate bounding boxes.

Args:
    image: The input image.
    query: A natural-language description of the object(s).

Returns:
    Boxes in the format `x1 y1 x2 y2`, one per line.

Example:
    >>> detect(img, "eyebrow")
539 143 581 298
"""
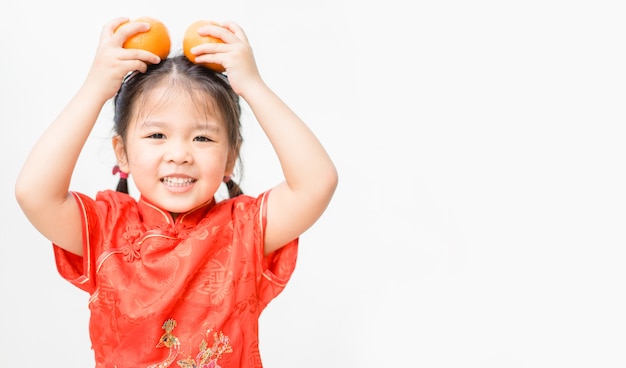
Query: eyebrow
140 120 221 134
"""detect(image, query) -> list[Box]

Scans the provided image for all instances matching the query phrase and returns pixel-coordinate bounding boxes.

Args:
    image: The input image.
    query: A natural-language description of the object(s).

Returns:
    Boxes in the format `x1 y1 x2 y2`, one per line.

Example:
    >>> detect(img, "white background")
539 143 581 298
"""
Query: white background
1 0 625 367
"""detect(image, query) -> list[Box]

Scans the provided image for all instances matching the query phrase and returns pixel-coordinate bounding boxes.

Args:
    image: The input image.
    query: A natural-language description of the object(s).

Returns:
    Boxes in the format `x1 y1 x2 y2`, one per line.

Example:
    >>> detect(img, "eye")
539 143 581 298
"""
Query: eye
146 133 166 139
193 136 214 142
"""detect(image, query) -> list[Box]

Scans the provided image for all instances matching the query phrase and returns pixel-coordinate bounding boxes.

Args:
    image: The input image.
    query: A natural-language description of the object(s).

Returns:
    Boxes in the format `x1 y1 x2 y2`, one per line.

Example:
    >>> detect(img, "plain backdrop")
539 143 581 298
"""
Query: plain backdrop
1 0 625 367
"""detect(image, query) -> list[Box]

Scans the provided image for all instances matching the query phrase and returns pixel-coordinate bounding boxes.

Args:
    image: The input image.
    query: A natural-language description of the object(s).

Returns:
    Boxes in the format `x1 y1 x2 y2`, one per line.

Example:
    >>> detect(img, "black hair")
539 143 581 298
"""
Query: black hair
113 55 243 198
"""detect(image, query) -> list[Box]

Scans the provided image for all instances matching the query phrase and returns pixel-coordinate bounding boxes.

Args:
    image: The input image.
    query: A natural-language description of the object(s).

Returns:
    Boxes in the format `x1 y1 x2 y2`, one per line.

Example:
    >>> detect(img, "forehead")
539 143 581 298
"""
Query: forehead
133 82 224 123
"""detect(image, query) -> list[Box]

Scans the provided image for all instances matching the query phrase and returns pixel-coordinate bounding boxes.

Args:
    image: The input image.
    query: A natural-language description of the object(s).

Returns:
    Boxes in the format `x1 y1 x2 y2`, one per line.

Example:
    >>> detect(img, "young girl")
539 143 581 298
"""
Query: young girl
15 17 337 368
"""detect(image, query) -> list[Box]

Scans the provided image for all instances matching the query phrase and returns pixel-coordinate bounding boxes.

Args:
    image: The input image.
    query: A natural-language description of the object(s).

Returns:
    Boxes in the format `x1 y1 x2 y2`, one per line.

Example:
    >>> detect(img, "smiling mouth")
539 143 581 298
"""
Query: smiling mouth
161 177 196 186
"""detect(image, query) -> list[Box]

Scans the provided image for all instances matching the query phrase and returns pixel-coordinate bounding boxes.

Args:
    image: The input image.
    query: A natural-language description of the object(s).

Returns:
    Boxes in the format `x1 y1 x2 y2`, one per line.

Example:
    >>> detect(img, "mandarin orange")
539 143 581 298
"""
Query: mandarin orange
183 20 225 72
116 16 171 60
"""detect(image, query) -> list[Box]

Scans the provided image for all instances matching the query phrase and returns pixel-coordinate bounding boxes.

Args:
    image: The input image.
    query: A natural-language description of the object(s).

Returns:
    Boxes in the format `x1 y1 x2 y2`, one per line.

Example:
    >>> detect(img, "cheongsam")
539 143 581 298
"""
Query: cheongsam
53 189 298 368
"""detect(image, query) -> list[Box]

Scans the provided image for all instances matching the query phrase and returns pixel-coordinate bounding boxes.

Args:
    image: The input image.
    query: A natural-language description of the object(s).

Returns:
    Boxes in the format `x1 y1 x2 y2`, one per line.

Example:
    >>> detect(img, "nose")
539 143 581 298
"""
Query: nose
164 139 193 164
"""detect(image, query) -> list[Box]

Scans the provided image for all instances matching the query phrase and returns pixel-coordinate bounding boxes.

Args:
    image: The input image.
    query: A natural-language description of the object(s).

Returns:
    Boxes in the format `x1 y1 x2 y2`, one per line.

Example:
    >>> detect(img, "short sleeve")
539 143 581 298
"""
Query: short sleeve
52 192 101 293
256 190 299 309
53 190 134 294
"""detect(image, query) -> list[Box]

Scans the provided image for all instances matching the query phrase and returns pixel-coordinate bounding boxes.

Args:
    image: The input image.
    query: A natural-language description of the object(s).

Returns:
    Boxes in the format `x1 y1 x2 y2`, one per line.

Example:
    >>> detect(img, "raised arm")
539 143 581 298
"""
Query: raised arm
244 80 338 254
14 18 161 255
190 21 338 254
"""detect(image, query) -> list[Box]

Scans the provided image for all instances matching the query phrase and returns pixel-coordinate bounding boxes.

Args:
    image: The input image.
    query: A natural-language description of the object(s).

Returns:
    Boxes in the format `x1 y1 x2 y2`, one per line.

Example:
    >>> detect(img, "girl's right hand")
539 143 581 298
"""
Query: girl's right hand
83 17 162 101
187 21 263 97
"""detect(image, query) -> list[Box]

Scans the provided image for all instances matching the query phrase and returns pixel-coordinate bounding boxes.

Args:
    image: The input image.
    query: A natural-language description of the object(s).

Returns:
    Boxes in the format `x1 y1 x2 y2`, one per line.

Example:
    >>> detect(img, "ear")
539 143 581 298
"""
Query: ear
224 141 240 177
112 135 130 173
224 158 235 178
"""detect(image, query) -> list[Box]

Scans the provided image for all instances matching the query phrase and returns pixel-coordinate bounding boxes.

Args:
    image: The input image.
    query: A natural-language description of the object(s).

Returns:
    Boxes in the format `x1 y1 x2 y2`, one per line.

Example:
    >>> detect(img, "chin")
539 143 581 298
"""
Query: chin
164 198 213 213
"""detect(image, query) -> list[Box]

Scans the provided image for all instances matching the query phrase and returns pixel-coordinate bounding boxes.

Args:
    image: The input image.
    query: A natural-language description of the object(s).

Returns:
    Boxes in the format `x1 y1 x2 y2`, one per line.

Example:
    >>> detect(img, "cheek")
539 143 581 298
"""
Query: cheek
123 143 154 169
127 152 153 169
198 150 231 175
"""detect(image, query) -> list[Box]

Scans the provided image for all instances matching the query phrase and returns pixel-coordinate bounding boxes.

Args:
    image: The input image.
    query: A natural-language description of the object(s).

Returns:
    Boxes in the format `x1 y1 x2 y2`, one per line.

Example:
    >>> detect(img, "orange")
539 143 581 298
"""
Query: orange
116 16 171 60
183 20 225 72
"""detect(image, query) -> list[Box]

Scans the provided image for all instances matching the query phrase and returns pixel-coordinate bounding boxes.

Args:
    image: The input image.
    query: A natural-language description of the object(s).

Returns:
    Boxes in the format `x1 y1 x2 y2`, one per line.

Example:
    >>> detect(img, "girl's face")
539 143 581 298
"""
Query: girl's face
113 85 234 215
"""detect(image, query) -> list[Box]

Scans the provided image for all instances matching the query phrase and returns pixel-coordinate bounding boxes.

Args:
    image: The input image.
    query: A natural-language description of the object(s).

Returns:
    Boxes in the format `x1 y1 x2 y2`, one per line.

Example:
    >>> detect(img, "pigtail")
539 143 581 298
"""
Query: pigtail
224 176 243 198
116 176 129 194
112 166 129 194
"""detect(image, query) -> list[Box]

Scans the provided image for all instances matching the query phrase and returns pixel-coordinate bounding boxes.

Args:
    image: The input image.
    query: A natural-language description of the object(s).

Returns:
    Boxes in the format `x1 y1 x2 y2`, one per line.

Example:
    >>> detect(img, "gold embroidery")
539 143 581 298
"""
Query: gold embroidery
178 328 233 368
147 319 233 368
147 319 180 368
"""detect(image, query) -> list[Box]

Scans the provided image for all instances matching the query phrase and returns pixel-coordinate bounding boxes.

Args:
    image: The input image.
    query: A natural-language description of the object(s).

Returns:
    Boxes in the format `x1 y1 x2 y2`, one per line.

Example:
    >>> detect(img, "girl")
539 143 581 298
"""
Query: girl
15 17 337 368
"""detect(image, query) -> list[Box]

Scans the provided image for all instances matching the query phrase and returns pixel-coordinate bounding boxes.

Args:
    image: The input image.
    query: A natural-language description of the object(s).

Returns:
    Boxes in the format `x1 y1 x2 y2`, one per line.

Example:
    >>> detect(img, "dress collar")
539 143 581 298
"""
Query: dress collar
137 196 215 229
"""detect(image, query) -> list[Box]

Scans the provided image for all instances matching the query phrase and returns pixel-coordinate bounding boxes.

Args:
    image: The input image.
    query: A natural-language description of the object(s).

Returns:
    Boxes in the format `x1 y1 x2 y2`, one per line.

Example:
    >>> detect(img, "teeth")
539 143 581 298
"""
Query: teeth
162 177 195 186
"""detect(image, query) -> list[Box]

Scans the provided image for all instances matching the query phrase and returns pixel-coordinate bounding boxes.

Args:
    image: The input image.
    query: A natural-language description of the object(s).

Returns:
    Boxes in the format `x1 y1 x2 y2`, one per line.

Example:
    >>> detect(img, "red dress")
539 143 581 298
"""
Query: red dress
54 190 298 368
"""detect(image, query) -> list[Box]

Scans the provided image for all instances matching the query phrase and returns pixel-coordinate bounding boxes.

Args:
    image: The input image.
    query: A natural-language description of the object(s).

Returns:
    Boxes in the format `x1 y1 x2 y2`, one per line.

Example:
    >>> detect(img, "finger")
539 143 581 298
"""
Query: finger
197 22 240 44
193 54 222 68
120 48 161 65
100 17 129 42
126 60 149 74
107 17 130 34
219 21 248 43
112 21 151 46
189 42 229 55
115 59 150 78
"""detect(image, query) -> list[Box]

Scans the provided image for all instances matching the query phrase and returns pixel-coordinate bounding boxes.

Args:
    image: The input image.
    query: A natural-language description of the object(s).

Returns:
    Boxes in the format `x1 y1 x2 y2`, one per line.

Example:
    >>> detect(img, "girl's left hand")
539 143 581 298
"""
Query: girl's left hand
189 21 264 96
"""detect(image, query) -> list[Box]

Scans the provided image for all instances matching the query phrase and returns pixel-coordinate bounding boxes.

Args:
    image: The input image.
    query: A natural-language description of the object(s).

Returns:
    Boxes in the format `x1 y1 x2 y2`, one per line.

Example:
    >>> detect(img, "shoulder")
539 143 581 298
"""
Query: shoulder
213 192 269 217
94 190 138 211
70 190 139 220
201 192 271 237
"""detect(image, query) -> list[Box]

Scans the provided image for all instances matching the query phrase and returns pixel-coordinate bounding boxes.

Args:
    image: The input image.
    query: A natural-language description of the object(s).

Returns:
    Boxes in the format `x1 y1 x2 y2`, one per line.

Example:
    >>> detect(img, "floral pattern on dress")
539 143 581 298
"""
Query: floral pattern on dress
147 318 233 368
